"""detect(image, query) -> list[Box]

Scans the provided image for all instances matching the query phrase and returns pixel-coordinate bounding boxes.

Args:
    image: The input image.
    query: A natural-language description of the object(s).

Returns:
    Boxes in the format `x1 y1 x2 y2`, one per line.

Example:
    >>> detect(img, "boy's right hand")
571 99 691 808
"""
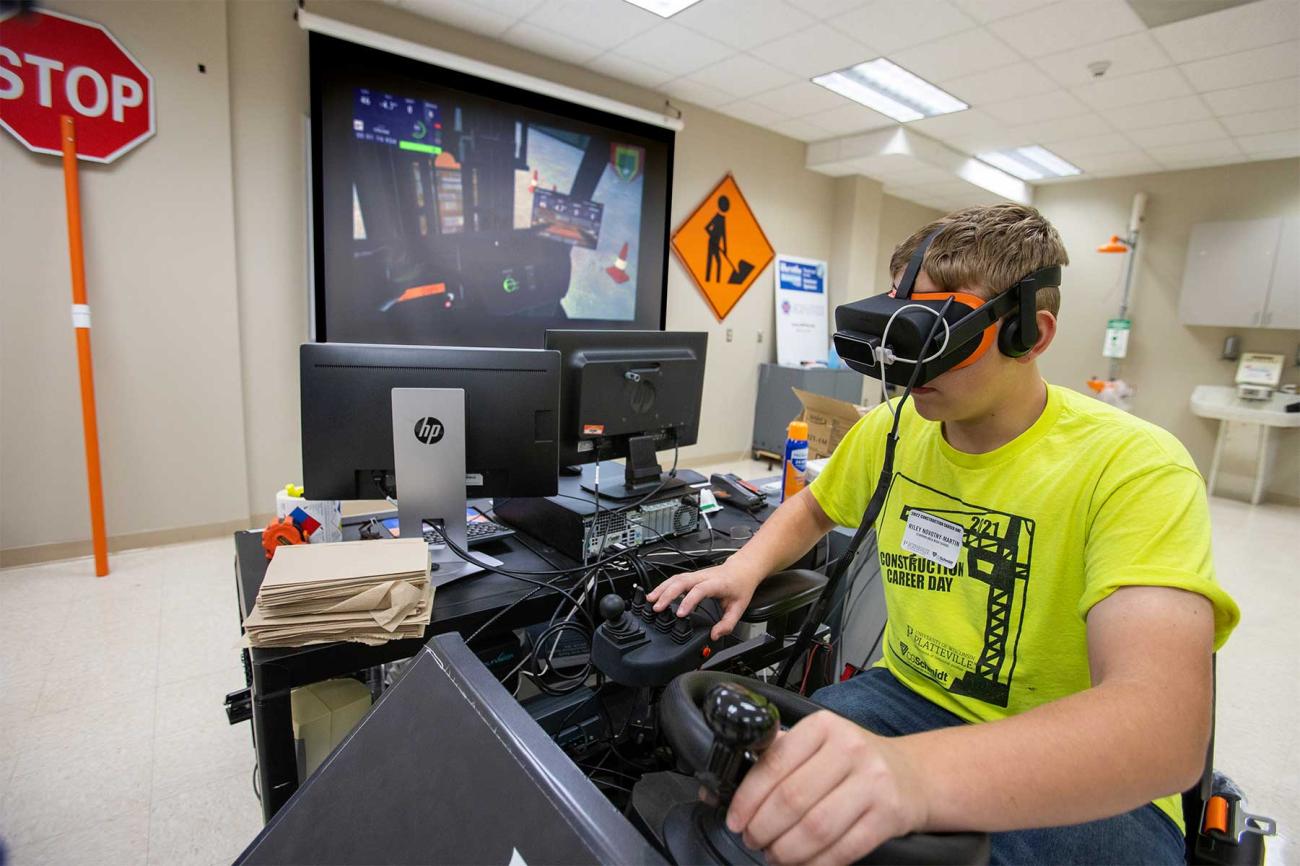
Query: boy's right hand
646 562 763 641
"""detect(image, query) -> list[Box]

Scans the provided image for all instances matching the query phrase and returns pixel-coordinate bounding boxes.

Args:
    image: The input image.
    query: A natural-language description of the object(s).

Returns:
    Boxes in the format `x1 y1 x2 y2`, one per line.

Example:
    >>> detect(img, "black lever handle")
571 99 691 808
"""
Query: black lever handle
699 682 779 805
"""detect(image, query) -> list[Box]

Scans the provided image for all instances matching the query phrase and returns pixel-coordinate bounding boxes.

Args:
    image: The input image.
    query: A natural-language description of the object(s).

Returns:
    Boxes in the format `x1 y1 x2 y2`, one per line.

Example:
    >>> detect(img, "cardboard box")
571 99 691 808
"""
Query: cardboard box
791 388 870 460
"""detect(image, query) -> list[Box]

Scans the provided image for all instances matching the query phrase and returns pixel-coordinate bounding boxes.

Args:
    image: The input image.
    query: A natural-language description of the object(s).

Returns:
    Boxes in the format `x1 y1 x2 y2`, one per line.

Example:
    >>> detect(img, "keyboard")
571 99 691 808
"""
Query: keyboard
424 519 515 548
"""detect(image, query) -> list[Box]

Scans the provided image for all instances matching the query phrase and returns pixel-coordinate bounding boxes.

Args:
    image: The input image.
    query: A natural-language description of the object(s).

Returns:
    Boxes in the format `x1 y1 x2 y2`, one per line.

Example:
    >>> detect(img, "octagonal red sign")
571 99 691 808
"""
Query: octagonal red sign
0 9 154 163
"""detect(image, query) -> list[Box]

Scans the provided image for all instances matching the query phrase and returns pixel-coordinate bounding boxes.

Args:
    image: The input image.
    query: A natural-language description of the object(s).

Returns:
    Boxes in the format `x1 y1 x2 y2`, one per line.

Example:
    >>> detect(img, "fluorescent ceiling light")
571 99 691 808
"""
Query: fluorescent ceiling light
621 0 704 16
812 59 967 123
977 145 1081 180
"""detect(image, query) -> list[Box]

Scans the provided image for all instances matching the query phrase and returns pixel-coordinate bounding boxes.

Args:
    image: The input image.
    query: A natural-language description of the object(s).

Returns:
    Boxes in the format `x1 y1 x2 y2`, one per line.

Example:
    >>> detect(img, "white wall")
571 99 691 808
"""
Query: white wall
1 0 250 561
1035 160 1300 503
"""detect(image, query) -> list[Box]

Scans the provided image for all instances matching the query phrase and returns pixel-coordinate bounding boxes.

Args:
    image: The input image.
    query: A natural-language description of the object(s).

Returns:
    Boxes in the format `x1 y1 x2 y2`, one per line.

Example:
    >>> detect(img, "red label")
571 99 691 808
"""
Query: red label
582 424 605 436
0 10 155 163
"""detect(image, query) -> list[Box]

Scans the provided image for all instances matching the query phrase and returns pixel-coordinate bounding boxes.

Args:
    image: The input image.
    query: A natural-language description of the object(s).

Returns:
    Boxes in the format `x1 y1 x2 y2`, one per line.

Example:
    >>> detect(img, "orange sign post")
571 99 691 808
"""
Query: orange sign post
61 115 110 577
671 173 774 320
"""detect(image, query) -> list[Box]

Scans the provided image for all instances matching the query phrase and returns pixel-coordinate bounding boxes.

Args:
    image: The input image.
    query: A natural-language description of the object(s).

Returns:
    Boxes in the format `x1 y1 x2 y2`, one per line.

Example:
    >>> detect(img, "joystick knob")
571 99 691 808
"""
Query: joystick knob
631 587 647 616
671 616 693 644
699 683 779 804
655 606 677 632
599 593 626 626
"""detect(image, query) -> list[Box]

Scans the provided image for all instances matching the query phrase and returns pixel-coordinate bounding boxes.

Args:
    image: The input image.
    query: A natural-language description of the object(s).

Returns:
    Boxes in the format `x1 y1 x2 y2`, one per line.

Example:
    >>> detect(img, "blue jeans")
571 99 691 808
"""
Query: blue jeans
812 669 1185 866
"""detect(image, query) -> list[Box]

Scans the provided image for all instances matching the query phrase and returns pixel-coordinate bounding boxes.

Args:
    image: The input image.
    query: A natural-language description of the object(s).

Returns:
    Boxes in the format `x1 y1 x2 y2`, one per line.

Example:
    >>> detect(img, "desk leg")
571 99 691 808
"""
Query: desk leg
251 669 298 822
1207 420 1228 498
1251 425 1274 506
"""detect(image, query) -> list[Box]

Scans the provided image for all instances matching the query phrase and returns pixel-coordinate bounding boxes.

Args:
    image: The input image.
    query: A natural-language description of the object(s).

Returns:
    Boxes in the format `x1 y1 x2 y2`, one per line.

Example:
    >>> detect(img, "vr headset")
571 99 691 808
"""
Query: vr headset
833 229 1062 388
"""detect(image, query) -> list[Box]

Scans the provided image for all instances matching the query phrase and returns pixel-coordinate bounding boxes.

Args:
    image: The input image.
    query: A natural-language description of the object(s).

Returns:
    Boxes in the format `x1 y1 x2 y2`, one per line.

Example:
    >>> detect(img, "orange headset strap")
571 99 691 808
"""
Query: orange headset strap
910 291 1000 370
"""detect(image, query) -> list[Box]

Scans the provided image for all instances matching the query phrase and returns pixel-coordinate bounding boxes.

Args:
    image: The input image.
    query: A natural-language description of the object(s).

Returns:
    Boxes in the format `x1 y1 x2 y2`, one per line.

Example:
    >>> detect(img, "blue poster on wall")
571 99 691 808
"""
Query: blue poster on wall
774 255 828 366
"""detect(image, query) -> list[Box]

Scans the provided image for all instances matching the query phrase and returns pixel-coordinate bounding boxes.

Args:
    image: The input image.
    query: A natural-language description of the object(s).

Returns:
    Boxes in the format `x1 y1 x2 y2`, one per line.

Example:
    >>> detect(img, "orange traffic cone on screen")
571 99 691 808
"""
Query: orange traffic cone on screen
529 169 538 193
606 242 631 284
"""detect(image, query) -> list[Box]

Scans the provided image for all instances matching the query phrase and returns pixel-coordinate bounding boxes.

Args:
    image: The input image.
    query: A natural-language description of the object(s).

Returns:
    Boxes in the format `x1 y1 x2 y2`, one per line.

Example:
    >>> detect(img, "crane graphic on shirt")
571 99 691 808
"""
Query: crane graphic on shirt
882 475 1035 708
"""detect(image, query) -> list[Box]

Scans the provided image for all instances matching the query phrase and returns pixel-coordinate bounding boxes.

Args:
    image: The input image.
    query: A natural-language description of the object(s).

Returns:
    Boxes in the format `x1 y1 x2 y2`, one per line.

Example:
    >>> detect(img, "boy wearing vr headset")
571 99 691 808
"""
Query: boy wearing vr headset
649 204 1238 865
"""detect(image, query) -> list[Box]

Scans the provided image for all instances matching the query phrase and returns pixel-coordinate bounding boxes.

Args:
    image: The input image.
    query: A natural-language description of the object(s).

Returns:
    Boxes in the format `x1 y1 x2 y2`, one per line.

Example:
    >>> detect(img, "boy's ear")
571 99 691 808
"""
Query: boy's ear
1019 310 1057 363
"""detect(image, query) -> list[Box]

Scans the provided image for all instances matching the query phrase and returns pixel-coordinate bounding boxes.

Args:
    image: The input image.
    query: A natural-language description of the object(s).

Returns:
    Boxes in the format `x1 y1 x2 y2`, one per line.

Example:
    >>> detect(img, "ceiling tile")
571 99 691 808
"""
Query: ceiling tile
716 98 787 128
829 0 977 54
1032 31 1173 88
892 28 1022 83
786 0 871 18
1236 129 1300 155
770 117 837 141
909 107 1007 140
1219 105 1300 135
1203 77 1300 115
1152 0 1300 63
802 102 898 134
948 0 1058 24
1099 94 1213 129
1250 145 1300 160
987 0 1146 59
939 61 1058 104
1009 110 1115 143
394 0 520 36
1069 149 1163 173
1042 131 1135 158
610 22 735 76
751 80 852 115
501 21 603 63
680 54 798 99
1071 67 1193 111
1145 137 1244 166
521 0 661 48
673 0 816 50
1128 118 1231 147
1180 41 1300 93
982 89 1091 125
756 24 877 78
662 76 733 108
587 53 676 88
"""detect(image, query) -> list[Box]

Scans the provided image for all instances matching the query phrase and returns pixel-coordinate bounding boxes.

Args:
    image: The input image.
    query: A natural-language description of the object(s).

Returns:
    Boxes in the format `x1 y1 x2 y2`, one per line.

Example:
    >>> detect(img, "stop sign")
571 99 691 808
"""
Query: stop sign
0 9 154 163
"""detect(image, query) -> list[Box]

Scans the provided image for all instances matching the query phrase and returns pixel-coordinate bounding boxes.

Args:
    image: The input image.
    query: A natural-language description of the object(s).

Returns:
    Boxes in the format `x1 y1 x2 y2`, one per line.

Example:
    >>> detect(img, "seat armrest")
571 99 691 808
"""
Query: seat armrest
741 569 827 623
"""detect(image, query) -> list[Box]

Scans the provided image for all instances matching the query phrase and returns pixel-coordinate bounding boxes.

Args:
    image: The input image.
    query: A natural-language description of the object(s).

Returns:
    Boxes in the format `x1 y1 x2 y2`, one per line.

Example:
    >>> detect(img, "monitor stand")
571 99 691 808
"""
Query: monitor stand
391 388 499 587
579 433 688 500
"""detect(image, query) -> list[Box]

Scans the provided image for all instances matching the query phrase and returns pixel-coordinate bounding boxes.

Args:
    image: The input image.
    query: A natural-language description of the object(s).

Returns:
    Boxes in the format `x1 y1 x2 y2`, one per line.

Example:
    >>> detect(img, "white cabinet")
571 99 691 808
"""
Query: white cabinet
1179 217 1297 329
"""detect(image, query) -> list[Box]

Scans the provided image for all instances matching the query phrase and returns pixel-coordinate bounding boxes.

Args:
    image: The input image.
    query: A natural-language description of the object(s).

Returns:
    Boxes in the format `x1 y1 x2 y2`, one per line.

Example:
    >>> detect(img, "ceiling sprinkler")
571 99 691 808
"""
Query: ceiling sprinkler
1087 60 1112 79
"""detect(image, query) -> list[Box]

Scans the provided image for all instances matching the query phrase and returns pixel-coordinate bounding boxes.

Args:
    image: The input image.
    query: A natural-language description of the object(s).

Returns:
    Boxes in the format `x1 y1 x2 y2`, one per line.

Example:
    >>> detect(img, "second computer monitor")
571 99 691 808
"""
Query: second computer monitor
545 330 706 499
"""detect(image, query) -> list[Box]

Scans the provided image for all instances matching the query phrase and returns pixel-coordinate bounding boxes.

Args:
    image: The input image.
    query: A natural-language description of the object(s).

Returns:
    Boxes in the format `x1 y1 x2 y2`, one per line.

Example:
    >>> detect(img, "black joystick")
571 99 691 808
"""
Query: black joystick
655 607 677 633
599 593 643 645
699 682 779 804
671 616 693 644
631 587 647 617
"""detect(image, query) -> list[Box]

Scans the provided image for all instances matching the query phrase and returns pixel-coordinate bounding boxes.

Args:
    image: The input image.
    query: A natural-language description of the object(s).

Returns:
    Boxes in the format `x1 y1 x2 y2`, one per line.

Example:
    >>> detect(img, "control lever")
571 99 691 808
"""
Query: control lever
698 682 779 805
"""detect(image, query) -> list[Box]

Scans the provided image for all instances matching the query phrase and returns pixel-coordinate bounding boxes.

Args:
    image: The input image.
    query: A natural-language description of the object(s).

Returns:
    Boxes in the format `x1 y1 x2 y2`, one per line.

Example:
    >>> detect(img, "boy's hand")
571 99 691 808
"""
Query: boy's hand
727 711 928 866
646 561 761 640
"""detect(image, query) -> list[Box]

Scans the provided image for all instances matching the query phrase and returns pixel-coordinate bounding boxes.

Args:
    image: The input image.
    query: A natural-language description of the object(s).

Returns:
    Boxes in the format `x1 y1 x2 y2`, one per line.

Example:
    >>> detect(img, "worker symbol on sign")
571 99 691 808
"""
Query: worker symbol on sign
672 173 775 321
705 196 729 282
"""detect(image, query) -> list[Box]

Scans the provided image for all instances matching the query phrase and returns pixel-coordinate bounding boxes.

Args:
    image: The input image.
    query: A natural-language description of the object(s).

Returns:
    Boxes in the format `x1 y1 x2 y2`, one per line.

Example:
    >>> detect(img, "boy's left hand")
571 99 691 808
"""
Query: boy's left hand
725 711 929 866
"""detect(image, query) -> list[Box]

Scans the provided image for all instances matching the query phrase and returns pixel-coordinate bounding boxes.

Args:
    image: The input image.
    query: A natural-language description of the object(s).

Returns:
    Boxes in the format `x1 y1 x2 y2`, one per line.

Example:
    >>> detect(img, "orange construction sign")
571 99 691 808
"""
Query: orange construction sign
671 173 774 321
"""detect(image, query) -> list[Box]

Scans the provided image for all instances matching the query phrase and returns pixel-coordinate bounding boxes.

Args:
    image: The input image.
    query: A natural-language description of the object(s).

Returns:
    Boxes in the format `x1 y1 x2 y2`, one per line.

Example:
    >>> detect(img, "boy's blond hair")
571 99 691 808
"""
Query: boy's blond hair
889 203 1069 316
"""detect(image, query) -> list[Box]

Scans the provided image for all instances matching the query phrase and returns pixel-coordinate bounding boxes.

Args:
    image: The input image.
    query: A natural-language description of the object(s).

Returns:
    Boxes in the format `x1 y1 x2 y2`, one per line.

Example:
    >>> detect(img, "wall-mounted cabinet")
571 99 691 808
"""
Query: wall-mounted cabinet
1179 217 1299 329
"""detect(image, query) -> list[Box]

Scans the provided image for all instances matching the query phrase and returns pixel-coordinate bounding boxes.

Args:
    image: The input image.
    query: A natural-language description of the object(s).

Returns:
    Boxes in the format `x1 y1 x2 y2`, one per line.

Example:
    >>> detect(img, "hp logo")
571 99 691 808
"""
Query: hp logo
413 417 444 445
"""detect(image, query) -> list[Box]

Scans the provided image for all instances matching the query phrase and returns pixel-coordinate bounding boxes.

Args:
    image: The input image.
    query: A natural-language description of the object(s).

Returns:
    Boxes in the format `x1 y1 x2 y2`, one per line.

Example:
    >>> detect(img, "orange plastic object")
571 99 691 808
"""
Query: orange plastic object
1097 235 1129 253
1086 377 1107 394
262 516 305 560
62 116 109 577
1203 796 1230 835
701 646 712 659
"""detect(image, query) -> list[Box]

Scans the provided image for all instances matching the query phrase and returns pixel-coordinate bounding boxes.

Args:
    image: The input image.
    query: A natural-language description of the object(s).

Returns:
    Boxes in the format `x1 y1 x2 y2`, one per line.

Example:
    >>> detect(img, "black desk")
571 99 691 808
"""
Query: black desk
234 497 786 822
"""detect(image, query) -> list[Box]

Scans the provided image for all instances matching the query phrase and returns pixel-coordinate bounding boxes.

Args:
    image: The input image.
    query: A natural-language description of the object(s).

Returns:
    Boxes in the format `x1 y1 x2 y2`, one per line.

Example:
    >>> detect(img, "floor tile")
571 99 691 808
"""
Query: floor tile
151 722 254 802
147 770 262 866
11 807 150 866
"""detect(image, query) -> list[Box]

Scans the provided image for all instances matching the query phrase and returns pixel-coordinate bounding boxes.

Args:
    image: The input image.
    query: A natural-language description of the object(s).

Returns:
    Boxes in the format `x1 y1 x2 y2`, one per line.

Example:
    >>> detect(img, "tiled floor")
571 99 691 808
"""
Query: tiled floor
0 494 1294 865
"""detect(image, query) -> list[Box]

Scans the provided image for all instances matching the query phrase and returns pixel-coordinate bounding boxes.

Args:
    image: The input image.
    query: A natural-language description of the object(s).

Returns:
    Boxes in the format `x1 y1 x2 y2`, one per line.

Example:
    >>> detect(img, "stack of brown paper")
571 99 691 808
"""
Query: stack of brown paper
243 539 433 647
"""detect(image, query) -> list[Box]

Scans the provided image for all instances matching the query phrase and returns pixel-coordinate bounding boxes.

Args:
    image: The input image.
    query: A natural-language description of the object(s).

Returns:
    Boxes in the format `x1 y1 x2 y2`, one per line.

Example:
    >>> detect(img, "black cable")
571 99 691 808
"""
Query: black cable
528 619 593 696
774 297 955 687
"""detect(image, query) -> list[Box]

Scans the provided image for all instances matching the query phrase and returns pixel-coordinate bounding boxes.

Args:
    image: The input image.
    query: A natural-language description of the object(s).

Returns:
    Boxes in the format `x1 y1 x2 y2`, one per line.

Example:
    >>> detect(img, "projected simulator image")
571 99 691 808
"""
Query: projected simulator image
312 34 673 347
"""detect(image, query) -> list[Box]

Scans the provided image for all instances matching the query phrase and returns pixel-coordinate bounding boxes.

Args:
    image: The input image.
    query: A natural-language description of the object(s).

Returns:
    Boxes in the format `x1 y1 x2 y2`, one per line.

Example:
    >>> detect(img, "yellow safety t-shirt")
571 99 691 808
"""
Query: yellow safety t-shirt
809 382 1239 830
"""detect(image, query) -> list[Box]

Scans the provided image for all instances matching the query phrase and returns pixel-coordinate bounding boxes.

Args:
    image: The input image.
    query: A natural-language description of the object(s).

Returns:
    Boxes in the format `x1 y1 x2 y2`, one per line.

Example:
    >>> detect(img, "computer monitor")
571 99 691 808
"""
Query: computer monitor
545 330 706 500
300 341 559 500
